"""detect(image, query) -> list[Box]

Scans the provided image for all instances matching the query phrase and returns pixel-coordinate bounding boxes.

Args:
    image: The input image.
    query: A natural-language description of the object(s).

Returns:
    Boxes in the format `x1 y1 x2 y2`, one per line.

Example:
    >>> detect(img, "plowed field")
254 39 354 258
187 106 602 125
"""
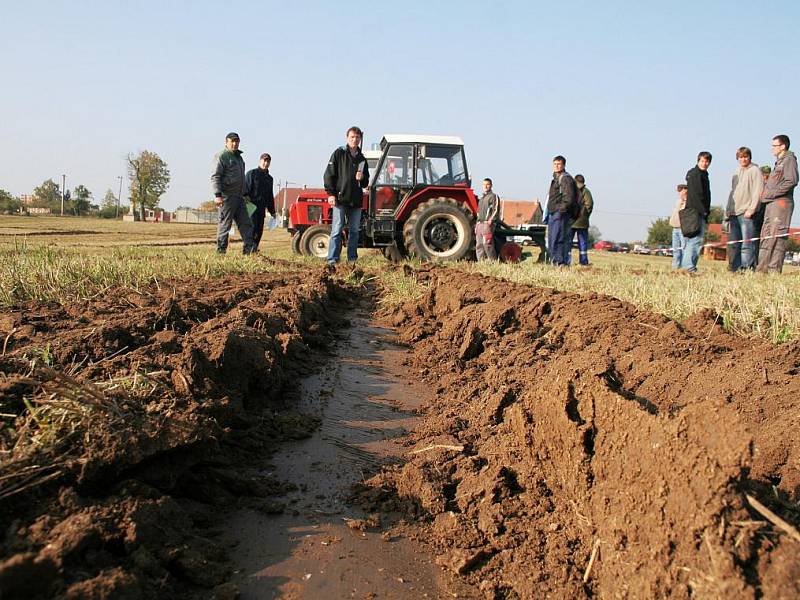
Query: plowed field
0 263 798 599
371 267 799 598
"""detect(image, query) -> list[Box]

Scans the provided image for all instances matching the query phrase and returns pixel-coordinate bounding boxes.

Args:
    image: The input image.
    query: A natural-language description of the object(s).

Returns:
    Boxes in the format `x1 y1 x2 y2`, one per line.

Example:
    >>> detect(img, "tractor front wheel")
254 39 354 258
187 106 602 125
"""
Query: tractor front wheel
299 224 331 259
402 198 474 262
290 231 303 255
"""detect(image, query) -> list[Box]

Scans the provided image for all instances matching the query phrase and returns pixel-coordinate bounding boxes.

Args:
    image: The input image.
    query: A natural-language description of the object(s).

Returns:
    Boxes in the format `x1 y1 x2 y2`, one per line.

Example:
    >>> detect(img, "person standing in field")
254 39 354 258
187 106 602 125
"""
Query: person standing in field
725 147 763 271
546 155 579 266
756 134 798 273
324 126 370 265
245 153 276 253
211 132 254 255
753 165 771 259
680 151 712 272
475 178 500 261
670 184 688 269
569 174 594 266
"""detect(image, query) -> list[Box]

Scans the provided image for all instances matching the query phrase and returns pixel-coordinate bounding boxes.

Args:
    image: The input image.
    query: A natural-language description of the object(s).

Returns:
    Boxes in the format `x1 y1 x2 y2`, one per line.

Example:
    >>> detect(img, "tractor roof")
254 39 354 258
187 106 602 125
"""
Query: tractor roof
380 134 464 148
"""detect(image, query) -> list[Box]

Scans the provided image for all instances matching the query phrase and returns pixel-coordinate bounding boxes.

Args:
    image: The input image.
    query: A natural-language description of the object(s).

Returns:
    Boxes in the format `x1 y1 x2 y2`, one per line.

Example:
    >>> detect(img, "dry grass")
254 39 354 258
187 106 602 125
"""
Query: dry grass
457 250 800 343
1 215 798 342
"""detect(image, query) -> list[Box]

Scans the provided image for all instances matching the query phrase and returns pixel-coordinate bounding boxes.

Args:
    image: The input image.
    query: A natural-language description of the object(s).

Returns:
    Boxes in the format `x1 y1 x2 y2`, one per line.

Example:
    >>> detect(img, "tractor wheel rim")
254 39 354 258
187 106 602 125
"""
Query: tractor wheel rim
308 233 330 258
419 213 465 258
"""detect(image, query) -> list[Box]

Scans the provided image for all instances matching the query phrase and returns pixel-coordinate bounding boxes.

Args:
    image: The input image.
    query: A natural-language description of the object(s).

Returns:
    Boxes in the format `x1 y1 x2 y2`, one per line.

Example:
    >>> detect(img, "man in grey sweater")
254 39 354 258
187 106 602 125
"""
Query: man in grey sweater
726 146 763 271
211 132 254 255
757 134 797 273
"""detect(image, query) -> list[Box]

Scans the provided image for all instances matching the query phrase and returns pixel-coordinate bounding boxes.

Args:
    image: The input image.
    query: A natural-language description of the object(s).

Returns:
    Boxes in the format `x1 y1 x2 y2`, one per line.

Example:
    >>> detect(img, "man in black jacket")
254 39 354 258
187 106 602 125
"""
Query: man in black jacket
681 151 712 272
323 126 370 264
245 153 276 253
546 155 578 265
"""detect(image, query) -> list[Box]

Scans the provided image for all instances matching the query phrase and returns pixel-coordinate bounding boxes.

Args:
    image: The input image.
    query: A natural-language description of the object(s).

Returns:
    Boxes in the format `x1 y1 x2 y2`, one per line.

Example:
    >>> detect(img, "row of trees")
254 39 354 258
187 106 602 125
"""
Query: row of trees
0 183 127 219
0 150 170 220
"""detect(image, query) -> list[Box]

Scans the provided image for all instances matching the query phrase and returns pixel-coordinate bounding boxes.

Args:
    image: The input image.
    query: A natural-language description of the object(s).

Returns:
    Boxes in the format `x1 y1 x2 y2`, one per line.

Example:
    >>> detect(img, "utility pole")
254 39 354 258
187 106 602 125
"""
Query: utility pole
116 176 123 218
61 174 66 216
282 179 297 228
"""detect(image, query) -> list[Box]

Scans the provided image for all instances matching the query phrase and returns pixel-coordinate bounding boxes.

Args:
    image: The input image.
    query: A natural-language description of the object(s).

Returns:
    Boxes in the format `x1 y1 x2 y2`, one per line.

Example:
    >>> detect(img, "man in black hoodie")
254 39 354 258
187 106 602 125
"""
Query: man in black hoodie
323 126 370 264
681 151 712 272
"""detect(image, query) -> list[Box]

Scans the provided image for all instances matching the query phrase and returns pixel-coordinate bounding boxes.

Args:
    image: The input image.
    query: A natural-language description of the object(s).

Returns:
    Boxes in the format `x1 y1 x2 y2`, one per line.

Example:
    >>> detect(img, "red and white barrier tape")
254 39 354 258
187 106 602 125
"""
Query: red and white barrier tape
701 229 800 249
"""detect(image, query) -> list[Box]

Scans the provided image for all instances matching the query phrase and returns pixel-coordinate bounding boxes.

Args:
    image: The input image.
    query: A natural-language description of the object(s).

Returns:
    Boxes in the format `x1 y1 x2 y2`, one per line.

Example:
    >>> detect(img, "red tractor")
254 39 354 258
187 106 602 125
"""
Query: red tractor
289 135 546 262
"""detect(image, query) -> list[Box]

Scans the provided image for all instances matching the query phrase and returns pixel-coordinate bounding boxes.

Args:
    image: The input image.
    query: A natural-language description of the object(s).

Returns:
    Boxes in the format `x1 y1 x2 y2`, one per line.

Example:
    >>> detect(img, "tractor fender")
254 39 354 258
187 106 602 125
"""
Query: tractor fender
394 187 478 223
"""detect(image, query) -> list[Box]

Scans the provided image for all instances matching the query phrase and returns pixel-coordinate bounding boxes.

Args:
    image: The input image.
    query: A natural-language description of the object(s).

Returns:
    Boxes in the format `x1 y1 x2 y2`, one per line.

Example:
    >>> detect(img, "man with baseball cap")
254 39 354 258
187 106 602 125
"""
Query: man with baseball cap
245 152 276 252
211 132 254 254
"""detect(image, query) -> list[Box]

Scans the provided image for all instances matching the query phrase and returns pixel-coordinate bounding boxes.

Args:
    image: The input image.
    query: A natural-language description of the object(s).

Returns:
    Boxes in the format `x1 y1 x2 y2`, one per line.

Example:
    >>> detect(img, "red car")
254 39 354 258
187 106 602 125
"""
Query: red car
593 240 613 251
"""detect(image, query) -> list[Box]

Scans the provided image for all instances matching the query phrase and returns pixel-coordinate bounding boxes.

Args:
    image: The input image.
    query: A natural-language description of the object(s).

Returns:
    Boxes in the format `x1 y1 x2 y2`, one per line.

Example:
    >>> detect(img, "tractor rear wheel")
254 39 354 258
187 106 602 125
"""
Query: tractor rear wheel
300 224 331 259
402 198 474 262
290 232 303 255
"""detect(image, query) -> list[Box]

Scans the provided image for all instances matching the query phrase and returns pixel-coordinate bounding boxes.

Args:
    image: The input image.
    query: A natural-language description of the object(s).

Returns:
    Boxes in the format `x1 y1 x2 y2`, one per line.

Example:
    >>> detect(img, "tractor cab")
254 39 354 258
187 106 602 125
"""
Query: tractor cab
369 135 470 217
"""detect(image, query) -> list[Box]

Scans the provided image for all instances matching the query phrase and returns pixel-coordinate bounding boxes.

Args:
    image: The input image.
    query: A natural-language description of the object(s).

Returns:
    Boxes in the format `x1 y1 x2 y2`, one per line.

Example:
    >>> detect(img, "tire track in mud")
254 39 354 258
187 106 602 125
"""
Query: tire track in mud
222 316 478 599
363 266 800 599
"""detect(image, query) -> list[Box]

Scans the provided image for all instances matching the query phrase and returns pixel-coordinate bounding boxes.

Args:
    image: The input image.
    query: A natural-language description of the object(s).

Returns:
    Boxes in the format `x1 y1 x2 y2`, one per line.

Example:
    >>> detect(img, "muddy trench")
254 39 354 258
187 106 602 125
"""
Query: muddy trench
0 264 798 599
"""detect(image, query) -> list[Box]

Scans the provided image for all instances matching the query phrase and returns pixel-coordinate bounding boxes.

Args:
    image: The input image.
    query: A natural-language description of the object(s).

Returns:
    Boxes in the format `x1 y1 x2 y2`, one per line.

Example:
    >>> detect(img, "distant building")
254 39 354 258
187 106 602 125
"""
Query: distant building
499 198 543 226
20 194 35 206
122 208 175 223
27 206 51 214
174 208 218 224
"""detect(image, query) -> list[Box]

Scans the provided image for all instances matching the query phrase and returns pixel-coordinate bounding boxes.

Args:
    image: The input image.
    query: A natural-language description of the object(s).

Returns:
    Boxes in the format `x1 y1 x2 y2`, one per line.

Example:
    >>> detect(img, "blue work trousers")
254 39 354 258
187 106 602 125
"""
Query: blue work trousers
672 228 684 269
680 221 705 272
727 214 755 271
327 205 362 264
547 211 569 265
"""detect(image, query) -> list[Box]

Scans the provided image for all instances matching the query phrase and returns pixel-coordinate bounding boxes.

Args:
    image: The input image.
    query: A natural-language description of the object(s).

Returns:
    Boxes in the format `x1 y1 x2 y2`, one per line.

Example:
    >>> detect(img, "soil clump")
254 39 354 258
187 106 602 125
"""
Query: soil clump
0 264 353 599
364 266 800 598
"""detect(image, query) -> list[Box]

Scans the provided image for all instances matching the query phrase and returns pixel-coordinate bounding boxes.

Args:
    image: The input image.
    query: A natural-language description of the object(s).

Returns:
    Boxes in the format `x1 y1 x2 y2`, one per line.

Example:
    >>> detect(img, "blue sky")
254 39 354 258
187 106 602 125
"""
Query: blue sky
2 1 797 241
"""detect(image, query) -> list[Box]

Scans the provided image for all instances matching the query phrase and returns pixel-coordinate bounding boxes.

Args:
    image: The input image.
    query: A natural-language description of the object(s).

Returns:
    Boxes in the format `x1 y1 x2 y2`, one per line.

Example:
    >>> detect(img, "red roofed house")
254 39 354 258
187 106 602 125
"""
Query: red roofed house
499 198 543 227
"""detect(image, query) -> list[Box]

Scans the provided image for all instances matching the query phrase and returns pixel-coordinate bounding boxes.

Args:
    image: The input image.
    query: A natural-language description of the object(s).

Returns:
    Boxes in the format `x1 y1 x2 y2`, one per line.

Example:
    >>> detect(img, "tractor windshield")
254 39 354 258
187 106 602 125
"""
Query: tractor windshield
376 145 413 186
416 145 468 186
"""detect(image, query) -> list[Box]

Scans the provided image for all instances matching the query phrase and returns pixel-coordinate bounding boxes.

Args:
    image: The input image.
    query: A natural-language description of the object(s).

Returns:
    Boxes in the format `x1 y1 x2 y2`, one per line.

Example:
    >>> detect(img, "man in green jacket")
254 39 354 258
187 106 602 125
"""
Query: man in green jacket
211 132 254 255
569 174 594 266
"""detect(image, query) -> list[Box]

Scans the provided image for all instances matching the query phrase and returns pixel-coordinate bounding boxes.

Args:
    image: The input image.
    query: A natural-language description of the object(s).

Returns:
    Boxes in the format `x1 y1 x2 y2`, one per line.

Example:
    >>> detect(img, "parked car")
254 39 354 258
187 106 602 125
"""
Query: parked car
594 240 613 251
633 244 651 254
653 245 673 257
613 243 631 253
